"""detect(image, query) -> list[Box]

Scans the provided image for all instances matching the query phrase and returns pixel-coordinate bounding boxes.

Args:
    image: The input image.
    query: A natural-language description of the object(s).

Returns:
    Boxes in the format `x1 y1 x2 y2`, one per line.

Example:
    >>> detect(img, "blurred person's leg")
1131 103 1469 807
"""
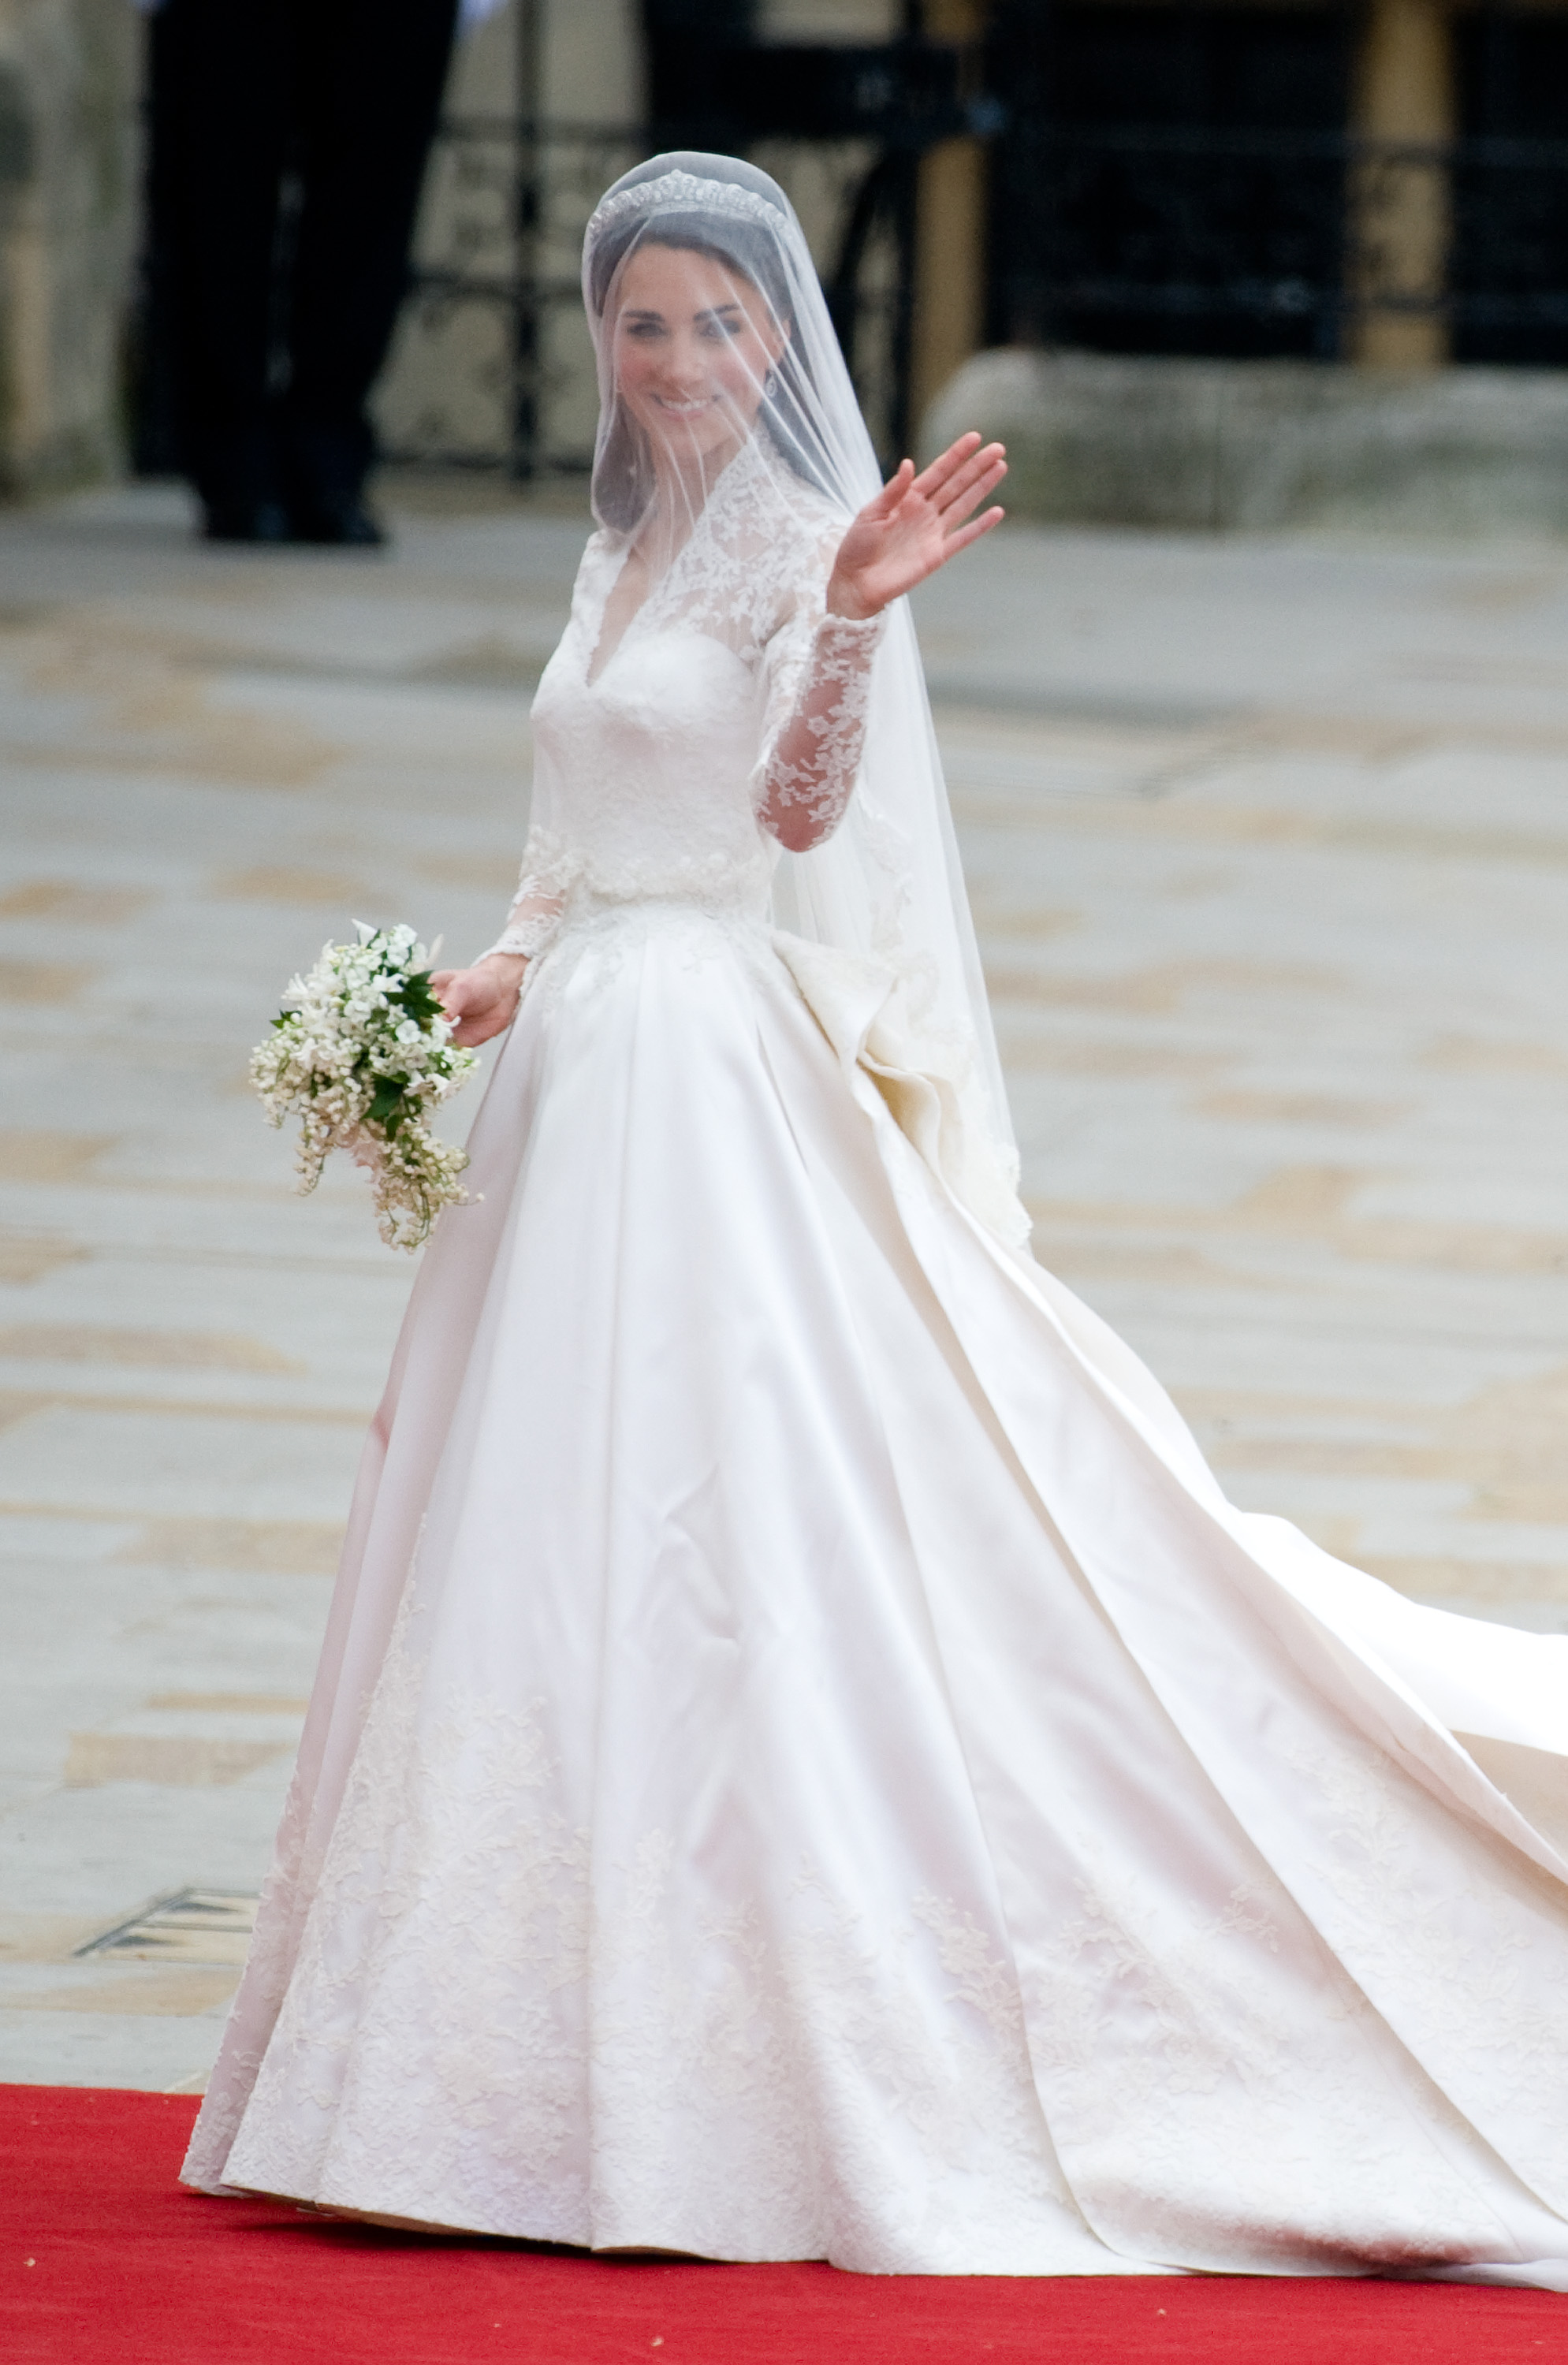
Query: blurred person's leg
157 0 296 541
280 0 460 545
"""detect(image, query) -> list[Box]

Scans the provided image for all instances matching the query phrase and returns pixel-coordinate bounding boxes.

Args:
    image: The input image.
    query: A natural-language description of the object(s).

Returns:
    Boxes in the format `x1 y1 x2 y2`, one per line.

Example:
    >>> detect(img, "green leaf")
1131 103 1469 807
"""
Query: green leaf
365 1077 408 1137
389 970 444 1026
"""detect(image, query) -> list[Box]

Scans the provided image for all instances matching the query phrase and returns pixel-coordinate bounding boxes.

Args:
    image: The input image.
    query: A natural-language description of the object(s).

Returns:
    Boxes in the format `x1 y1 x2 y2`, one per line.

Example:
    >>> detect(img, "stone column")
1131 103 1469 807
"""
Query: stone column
911 0 987 440
1349 0 1455 368
0 0 140 497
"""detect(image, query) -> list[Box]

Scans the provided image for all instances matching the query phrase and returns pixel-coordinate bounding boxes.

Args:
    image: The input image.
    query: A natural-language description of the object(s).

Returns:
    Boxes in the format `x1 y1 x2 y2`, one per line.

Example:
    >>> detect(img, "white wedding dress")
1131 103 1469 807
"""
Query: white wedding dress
183 438 1568 2284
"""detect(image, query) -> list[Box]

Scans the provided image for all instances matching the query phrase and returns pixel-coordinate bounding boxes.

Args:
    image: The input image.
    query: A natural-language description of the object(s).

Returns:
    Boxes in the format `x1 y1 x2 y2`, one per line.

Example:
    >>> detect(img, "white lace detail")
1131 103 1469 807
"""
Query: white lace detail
210 1590 1095 2269
619 434 848 676
471 444 1019 1246
482 824 577 962
1017 1846 1529 2272
180 1760 314 2192
483 825 775 970
754 609 885 849
478 440 865 977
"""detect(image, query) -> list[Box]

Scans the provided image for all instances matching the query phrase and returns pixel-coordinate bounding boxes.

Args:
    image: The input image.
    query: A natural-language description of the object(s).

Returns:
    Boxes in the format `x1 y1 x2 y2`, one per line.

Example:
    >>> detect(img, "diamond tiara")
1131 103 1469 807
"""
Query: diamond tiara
586 169 788 252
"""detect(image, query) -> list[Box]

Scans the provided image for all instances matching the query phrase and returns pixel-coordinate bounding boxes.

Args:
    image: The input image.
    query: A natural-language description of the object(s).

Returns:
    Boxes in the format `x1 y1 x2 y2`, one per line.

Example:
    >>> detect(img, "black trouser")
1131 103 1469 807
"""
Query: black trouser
149 0 459 520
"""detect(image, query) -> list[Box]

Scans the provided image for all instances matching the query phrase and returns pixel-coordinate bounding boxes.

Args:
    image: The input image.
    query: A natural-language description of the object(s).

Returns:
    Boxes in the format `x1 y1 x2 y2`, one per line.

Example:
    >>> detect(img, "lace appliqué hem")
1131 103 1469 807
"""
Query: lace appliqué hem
205 1588 1093 2269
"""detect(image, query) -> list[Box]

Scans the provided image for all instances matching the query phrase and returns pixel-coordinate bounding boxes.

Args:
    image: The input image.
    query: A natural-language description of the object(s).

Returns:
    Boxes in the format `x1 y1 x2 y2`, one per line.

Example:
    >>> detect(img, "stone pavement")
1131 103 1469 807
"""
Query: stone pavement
2 478 1566 2094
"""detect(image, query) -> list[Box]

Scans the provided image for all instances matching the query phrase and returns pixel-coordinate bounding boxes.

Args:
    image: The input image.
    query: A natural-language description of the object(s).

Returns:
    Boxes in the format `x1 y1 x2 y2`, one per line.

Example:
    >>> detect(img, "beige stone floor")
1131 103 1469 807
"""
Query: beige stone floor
2 475 1566 2092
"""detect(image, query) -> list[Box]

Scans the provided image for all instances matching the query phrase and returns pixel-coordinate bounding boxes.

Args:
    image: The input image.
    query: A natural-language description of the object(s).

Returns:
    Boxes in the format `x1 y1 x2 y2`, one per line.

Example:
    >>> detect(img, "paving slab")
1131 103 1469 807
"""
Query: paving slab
1 475 1564 2091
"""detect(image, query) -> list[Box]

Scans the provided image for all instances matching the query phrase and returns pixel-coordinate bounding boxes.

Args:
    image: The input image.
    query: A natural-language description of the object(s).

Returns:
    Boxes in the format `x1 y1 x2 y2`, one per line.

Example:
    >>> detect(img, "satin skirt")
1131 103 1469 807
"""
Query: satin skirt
184 903 1568 2282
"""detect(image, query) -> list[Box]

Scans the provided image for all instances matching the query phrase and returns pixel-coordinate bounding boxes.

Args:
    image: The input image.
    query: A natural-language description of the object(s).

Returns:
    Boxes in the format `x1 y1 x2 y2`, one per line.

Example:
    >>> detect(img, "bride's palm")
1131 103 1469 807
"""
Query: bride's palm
828 431 1007 620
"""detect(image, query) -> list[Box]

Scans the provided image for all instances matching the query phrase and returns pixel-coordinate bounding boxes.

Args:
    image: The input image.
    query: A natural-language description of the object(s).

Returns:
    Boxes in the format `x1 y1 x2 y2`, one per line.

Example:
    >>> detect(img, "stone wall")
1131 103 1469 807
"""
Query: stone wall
925 348 1568 537
0 0 140 497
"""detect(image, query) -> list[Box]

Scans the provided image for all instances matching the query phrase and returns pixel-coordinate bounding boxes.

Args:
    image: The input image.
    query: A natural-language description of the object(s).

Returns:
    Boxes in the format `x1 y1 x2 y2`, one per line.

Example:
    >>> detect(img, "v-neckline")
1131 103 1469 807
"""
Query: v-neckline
584 538 644 689
583 444 758 687
584 509 707 688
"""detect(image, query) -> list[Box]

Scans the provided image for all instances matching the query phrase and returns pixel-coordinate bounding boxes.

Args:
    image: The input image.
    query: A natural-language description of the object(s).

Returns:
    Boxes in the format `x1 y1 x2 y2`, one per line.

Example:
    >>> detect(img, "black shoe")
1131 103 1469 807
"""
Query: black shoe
202 497 292 545
287 490 387 549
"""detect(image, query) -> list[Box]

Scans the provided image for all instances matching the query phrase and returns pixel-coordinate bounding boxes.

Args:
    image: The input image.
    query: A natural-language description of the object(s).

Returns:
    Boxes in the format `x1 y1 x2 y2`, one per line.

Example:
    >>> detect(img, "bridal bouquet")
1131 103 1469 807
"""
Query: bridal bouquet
251 924 479 1251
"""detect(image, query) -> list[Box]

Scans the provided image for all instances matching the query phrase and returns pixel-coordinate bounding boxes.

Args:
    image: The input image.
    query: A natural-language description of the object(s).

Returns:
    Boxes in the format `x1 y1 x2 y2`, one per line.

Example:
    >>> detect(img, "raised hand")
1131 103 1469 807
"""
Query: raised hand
825 431 1006 621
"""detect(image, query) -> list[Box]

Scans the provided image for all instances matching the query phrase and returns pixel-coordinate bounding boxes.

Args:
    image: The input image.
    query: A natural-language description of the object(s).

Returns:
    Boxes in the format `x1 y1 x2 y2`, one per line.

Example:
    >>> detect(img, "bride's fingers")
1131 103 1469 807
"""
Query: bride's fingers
929 453 1006 531
438 975 493 1020
939 458 1007 534
866 457 915 519
910 431 991 505
926 434 997 494
927 441 1007 517
862 442 1000 556
938 504 1005 562
911 430 981 494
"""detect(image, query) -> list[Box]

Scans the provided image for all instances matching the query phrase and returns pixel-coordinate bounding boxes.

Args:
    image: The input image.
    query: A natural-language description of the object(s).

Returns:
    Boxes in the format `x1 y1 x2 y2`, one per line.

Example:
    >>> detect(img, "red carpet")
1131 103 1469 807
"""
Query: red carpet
3 2085 1564 2364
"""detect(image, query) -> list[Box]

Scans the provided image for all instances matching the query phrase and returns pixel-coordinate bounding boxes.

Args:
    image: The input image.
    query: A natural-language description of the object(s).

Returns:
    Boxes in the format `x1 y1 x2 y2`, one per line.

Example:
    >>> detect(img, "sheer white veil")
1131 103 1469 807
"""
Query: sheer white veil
583 153 1026 1246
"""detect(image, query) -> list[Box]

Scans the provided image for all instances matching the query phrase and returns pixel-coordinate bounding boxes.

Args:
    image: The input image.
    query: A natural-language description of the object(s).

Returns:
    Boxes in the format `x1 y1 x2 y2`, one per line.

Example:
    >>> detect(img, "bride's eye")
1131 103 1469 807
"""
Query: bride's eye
698 314 745 341
623 319 665 341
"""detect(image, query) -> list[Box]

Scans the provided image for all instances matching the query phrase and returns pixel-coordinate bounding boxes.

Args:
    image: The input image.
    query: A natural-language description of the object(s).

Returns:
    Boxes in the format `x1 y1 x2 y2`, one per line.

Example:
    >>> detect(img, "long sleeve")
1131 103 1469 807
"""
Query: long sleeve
479 825 578 963
751 599 887 855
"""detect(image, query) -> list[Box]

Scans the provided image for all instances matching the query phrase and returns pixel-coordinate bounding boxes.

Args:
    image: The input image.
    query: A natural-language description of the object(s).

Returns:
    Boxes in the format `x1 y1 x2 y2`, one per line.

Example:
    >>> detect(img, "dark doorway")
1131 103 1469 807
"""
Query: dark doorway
987 2 1353 358
1452 13 1568 365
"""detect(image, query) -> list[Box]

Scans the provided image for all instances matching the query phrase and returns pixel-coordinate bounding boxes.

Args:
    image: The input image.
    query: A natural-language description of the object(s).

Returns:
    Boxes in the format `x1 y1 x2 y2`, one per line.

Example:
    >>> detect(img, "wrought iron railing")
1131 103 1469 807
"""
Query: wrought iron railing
993 125 1568 360
376 117 640 477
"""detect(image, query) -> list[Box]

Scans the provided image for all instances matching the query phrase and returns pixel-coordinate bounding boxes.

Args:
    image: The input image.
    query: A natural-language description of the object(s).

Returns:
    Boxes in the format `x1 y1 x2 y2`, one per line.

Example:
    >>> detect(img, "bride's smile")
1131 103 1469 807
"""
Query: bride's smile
610 241 785 475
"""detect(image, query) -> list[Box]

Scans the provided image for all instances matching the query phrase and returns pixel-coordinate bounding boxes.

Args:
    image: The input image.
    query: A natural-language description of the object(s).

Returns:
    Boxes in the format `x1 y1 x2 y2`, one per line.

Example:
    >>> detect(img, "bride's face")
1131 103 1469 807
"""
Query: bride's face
610 241 787 473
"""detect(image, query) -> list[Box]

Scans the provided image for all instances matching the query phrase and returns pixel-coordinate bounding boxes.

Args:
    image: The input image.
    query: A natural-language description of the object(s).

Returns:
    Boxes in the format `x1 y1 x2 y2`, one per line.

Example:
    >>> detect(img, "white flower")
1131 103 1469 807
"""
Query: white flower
251 923 479 1250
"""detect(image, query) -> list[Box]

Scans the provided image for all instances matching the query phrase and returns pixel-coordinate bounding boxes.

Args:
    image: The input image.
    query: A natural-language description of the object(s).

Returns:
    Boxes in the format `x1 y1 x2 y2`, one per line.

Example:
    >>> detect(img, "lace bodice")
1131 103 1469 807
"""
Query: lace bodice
486 440 883 964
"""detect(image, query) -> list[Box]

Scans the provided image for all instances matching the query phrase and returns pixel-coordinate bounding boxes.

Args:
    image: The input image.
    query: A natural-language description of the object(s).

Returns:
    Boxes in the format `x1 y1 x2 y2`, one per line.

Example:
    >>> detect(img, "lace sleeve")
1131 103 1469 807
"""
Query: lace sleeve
752 601 887 854
479 825 578 963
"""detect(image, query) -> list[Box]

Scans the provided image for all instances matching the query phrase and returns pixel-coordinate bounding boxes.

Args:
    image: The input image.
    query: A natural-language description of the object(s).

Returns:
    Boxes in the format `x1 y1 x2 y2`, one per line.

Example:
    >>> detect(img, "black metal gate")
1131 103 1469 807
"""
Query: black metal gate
385 15 980 477
985 2 1568 364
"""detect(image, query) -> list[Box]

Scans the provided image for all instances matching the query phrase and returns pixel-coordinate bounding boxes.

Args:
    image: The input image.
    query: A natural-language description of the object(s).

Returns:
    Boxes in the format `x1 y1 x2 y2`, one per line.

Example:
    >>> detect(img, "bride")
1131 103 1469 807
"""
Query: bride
184 153 1568 2285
